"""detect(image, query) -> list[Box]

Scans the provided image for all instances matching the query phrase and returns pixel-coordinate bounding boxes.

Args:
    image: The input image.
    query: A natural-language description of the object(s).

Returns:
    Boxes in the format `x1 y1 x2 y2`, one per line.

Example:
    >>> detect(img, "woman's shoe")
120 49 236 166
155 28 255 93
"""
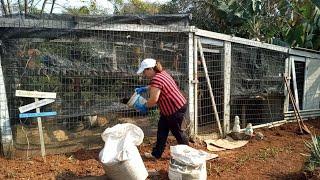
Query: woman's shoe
144 152 157 161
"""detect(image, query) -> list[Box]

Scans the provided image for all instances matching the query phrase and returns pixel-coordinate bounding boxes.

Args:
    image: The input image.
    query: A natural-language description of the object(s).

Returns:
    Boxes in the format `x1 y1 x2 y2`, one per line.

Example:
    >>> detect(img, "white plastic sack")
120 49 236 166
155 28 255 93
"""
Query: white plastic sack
168 158 207 180
99 123 144 164
169 145 211 180
99 123 148 180
170 145 210 166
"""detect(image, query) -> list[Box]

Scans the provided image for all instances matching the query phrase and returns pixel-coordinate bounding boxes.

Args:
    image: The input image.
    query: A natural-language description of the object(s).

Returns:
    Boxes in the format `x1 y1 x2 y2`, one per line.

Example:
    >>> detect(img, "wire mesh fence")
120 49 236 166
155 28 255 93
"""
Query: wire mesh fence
195 39 290 134
0 14 318 157
303 58 320 111
230 43 288 128
196 39 224 134
0 14 190 157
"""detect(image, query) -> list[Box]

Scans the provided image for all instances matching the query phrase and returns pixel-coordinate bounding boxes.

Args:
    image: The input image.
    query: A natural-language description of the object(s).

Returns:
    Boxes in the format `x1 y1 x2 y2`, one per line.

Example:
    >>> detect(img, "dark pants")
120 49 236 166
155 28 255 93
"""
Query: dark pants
151 105 189 159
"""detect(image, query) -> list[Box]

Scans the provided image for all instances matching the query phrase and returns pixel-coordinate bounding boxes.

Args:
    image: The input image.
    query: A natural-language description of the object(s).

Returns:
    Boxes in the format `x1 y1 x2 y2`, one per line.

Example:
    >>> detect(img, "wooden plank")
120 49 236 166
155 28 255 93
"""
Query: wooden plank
0 18 192 33
19 111 57 118
19 99 55 113
289 48 320 59
193 34 198 135
35 98 46 158
201 48 220 53
303 58 308 110
198 38 223 137
283 58 290 113
195 29 288 53
291 60 300 110
223 41 231 136
16 90 56 99
187 32 195 136
199 37 224 46
0 55 13 156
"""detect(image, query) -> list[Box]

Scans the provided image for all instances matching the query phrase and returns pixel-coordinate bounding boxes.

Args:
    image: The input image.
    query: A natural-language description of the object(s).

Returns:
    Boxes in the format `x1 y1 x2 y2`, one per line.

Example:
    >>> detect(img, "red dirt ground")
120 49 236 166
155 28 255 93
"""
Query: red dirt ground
1 119 320 180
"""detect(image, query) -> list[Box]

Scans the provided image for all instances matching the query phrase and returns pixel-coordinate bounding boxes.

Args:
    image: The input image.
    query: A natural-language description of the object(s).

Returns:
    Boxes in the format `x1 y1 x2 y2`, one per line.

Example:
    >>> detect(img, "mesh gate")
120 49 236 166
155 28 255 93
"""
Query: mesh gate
196 39 289 135
196 39 224 134
0 15 190 157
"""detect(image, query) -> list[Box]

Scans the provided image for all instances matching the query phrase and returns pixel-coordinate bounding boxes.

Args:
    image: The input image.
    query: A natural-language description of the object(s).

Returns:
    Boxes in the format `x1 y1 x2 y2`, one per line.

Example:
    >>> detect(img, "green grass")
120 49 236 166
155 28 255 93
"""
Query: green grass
305 135 320 172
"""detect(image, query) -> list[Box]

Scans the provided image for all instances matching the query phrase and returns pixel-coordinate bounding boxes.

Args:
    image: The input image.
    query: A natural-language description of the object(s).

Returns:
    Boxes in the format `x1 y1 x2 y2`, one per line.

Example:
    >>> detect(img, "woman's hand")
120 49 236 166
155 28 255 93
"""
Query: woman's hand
134 102 147 113
135 86 148 94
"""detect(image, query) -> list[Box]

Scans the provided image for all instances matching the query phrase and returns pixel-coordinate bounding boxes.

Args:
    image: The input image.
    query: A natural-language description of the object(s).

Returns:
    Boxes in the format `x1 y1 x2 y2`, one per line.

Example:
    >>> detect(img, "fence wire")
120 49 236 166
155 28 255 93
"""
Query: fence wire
196 41 224 134
1 14 316 157
0 15 190 157
230 43 287 128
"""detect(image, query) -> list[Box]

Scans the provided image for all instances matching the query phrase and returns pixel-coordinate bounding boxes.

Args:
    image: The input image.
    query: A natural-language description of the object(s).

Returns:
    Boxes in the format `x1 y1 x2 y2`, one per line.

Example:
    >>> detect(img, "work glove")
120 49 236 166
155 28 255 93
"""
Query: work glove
134 102 148 114
135 86 148 94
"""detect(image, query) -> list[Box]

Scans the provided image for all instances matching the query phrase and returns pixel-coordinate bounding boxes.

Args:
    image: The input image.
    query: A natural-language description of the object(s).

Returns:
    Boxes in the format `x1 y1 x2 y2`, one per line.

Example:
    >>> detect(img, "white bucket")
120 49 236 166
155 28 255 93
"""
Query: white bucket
127 92 147 109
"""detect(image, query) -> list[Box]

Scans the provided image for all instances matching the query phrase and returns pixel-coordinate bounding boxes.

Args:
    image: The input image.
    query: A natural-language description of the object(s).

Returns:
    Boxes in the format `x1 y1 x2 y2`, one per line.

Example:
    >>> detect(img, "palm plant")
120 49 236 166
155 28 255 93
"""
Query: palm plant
305 135 320 172
160 0 320 50
283 0 320 50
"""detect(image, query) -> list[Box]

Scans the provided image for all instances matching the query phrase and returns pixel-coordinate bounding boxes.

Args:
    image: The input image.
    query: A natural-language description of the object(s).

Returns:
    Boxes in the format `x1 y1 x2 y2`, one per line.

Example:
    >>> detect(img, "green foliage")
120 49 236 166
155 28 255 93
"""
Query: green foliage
120 0 160 14
62 0 112 15
257 147 281 161
158 0 320 50
28 6 42 14
27 75 60 92
107 0 124 14
305 135 320 172
284 0 320 49
64 6 91 15
148 109 160 127
107 0 160 15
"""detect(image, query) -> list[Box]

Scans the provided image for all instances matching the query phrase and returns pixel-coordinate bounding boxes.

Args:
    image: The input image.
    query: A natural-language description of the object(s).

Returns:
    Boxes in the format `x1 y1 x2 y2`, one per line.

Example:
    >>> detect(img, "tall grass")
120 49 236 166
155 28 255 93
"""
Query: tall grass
305 135 320 171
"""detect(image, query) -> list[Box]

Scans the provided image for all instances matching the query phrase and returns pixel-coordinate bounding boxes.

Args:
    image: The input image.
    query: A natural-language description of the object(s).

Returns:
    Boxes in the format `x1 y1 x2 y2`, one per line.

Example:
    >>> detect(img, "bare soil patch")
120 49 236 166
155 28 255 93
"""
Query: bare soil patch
1 119 320 180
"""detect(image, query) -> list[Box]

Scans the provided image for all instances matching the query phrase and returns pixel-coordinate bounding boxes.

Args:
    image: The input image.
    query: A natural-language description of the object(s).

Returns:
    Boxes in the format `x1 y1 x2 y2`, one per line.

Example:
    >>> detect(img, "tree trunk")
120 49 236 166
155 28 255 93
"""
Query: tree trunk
17 0 22 15
6 0 11 15
24 0 27 14
0 0 8 15
41 0 47 14
30 0 33 8
50 0 55 14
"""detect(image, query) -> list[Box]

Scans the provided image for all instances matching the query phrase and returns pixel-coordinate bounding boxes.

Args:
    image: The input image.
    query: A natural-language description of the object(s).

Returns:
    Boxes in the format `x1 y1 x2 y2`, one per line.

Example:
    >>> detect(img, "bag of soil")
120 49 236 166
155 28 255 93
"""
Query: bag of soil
99 123 148 180
168 145 210 180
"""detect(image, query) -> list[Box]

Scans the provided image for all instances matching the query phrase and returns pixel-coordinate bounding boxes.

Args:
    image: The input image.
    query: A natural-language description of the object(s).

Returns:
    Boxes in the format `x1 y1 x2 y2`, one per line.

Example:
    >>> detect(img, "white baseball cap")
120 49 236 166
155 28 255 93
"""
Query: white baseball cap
136 58 156 74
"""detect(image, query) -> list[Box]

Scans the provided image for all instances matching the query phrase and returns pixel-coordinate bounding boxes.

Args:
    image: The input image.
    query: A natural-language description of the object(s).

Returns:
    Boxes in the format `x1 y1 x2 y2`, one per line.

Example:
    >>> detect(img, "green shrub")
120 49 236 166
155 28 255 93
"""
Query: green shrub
305 135 320 172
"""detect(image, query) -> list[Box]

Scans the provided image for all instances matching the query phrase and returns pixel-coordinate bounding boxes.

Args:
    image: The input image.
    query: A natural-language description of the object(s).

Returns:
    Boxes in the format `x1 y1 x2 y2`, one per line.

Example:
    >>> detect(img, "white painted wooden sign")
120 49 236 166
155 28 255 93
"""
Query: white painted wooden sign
18 98 55 113
15 90 56 99
15 90 57 158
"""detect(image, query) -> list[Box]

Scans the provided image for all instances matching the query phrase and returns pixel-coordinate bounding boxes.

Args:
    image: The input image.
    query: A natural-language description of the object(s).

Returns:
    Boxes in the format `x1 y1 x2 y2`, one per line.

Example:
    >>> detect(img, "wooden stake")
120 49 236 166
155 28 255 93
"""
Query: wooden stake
35 98 46 160
291 60 300 110
284 76 311 134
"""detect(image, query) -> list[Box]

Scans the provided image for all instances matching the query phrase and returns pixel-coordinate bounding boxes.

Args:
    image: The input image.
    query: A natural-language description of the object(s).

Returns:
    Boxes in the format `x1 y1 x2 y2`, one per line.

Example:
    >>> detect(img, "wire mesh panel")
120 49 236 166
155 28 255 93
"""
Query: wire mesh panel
197 40 224 134
303 58 320 110
230 43 287 127
0 15 190 157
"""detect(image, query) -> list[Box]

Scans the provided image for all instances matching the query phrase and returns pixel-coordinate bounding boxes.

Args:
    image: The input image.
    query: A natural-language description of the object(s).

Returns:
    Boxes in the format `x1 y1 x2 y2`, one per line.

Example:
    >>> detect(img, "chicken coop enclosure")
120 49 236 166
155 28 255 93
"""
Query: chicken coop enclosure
0 14 191 157
0 14 319 157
